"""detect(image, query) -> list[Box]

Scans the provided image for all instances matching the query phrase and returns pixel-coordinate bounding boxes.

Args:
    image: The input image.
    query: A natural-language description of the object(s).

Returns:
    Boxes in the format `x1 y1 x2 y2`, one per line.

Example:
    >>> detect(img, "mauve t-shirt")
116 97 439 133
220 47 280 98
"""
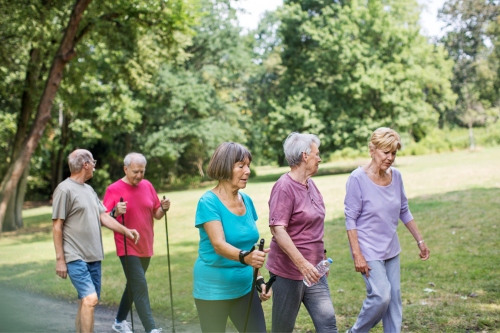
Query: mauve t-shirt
266 173 326 280
103 179 161 257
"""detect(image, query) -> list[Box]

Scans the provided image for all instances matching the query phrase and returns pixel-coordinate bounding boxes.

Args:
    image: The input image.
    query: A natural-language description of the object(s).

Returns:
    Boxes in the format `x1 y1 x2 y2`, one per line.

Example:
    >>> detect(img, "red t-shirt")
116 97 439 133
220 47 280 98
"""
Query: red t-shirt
103 179 161 257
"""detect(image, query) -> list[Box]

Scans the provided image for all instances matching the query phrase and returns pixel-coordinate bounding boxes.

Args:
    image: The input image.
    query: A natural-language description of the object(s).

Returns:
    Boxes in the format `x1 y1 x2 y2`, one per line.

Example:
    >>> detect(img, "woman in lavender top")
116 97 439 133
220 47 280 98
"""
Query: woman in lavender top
267 132 338 333
345 128 430 333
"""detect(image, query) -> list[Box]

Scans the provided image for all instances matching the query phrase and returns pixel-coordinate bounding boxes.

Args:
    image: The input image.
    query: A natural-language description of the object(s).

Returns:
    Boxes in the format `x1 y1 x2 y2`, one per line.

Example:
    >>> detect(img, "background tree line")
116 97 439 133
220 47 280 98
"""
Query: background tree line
0 0 499 232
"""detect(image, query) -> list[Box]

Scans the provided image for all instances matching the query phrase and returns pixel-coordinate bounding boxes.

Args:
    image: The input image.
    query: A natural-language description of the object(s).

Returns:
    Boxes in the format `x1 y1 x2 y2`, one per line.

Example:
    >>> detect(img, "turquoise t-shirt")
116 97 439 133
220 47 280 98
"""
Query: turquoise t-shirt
193 191 259 300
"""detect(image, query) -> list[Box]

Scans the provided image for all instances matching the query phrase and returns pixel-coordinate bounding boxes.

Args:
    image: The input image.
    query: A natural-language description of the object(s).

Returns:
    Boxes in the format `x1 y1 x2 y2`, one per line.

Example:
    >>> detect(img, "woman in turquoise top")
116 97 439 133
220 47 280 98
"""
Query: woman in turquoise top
194 142 271 333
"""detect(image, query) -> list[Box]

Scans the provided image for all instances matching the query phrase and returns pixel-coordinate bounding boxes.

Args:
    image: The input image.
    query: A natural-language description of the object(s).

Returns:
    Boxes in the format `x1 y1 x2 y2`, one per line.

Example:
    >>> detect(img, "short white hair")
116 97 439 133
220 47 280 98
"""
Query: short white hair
124 153 147 167
68 149 92 173
283 132 321 167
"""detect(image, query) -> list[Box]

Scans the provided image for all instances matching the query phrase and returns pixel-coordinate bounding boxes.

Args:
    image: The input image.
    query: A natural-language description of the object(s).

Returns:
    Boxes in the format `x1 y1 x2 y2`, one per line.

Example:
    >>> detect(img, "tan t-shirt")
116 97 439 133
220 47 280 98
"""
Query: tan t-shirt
52 178 107 263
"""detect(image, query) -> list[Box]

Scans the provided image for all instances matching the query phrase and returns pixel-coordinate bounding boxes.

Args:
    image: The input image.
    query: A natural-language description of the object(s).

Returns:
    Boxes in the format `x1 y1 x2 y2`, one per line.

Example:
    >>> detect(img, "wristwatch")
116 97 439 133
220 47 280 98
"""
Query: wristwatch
239 250 251 265
110 206 117 218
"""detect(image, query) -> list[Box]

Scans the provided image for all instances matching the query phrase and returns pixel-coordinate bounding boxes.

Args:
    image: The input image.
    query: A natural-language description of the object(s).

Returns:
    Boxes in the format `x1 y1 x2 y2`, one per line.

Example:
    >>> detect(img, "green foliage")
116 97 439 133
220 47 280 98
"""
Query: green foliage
2 0 500 200
258 0 456 163
439 0 500 129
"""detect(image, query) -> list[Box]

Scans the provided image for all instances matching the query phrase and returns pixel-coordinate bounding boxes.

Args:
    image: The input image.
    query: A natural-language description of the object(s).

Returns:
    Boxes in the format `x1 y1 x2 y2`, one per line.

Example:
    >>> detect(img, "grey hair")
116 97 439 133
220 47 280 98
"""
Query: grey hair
283 132 321 167
124 152 147 167
68 149 92 173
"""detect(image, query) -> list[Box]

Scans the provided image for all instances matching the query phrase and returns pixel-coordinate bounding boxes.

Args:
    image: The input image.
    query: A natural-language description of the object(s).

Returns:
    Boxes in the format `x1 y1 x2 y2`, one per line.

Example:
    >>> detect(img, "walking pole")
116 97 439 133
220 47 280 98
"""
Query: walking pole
243 238 265 333
163 196 176 333
120 197 135 333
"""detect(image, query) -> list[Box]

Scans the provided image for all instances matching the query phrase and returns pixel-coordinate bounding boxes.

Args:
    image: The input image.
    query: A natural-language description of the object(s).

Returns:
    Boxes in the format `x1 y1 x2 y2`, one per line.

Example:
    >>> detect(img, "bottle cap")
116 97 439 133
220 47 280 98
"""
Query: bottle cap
327 258 333 263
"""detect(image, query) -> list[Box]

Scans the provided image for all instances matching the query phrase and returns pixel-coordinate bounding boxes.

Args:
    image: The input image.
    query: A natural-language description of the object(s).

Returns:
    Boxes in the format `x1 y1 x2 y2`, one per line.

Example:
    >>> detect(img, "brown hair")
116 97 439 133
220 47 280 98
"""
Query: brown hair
207 142 252 180
369 127 402 152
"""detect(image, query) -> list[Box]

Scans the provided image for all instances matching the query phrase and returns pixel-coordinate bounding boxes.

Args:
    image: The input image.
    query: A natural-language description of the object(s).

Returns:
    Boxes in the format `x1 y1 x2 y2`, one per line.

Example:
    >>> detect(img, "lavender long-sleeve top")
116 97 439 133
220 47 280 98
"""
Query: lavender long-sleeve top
344 166 414 261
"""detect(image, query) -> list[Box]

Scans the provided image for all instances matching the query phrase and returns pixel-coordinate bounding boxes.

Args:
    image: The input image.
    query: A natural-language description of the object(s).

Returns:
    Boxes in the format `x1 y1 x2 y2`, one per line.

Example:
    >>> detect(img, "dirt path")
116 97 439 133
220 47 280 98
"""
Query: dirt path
0 284 201 333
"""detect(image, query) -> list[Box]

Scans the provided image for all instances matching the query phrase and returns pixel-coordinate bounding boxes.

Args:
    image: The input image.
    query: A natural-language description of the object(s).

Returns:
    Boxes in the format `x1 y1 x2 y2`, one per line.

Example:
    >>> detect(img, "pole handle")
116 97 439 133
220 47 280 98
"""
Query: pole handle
120 197 123 203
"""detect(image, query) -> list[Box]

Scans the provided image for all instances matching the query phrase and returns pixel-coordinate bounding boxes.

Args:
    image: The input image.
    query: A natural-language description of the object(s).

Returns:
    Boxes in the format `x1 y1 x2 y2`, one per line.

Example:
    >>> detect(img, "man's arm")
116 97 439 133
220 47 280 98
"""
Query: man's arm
153 197 171 220
52 219 67 279
100 213 140 244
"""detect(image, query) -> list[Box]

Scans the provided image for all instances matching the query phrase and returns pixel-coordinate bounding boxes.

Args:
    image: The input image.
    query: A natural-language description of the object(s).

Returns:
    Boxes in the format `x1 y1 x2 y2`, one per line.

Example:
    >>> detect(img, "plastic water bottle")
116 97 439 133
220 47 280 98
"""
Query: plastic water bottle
303 258 333 287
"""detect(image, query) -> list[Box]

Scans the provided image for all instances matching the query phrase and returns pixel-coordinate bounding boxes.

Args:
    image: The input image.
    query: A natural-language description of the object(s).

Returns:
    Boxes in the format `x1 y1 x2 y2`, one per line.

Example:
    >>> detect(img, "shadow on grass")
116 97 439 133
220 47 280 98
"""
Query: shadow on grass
252 165 358 183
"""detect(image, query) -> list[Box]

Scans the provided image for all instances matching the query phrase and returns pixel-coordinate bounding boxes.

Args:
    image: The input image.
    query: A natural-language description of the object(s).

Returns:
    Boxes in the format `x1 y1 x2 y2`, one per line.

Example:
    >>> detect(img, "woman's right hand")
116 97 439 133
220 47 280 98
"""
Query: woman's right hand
244 248 270 269
353 254 372 278
298 260 321 285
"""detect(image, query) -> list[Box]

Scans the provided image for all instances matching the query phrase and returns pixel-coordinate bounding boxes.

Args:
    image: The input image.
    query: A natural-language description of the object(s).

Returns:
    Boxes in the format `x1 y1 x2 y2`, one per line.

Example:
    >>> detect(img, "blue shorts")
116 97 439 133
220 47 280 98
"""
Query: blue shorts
66 260 101 300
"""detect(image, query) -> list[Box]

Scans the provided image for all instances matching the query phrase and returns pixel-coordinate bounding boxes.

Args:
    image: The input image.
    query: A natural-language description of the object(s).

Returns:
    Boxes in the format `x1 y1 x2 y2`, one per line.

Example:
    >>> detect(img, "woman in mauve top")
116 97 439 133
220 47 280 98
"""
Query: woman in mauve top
267 132 338 333
193 142 271 333
345 128 430 333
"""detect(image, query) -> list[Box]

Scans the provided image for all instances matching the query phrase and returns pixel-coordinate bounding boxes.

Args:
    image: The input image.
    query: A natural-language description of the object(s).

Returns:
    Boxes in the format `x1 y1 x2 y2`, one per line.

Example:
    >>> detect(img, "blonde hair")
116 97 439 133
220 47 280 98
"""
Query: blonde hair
369 127 402 152
207 142 252 180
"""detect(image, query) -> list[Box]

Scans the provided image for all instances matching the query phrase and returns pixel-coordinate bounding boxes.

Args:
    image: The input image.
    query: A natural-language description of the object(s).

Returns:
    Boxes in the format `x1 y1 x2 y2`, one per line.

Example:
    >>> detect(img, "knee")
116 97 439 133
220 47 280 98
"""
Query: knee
82 293 98 308
378 288 391 308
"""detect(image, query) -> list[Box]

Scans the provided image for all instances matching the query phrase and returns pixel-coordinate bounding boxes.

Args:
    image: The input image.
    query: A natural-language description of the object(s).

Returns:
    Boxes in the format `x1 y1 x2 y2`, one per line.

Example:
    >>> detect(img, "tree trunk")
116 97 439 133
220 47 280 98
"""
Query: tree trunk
3 191 17 232
2 46 42 232
125 132 132 154
277 153 286 167
14 165 29 229
51 111 70 192
2 166 29 231
0 0 93 234
468 121 475 151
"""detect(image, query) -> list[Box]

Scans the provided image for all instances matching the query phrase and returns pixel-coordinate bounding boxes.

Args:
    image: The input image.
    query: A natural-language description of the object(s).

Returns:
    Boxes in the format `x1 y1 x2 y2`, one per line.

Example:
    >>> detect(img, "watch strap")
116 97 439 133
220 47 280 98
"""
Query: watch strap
110 206 117 218
239 250 250 265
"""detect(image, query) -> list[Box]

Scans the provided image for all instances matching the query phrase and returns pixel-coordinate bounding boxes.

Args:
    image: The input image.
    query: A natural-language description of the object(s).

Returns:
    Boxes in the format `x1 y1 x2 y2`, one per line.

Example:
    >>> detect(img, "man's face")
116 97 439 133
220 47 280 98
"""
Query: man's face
83 154 96 180
124 162 146 186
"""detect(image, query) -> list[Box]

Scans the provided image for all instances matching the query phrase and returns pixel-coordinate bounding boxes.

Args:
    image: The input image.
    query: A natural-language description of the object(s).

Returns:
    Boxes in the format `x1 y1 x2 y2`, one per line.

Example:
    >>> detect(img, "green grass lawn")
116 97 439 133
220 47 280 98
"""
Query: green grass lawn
1 147 499 332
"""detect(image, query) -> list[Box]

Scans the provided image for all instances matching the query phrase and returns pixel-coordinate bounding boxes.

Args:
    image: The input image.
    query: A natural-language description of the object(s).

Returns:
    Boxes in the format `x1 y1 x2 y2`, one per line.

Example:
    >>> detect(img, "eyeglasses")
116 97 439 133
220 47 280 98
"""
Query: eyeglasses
85 159 97 166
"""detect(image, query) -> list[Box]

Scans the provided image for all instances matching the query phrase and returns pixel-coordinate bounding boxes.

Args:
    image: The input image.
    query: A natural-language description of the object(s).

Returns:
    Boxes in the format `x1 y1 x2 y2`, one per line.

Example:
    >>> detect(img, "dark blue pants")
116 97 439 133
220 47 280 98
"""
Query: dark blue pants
116 256 156 332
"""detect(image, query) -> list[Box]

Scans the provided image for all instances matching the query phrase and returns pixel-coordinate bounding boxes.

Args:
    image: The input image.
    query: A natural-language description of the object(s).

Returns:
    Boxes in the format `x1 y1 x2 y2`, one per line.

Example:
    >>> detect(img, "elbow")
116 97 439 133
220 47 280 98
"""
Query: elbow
212 243 225 256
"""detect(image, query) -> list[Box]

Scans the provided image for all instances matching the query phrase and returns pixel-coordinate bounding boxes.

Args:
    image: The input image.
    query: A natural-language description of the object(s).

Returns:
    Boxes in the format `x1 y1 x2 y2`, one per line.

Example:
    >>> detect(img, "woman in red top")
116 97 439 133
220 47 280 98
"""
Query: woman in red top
103 153 170 333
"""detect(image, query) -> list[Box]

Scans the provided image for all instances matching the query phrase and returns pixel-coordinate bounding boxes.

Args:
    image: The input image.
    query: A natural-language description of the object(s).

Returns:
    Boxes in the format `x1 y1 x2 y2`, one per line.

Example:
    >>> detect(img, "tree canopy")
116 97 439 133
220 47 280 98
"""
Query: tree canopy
1 0 499 232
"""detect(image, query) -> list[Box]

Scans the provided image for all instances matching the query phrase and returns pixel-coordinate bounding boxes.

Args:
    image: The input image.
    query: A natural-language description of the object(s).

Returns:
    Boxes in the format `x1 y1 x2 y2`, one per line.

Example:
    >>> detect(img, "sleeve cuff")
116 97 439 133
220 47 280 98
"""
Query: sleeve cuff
345 218 357 230
400 210 414 224
269 217 288 227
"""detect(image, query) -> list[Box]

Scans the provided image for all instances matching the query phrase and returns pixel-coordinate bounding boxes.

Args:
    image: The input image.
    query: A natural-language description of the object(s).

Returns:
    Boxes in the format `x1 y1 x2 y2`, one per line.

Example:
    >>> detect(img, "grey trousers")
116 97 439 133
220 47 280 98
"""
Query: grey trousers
269 272 338 333
352 254 402 333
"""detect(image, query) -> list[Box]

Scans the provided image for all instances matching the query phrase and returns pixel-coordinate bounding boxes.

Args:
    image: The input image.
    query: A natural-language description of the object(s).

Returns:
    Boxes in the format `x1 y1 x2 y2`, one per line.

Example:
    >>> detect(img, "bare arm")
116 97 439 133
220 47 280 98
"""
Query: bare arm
346 229 372 278
52 219 67 279
404 220 430 260
270 225 321 285
204 220 268 268
100 213 140 244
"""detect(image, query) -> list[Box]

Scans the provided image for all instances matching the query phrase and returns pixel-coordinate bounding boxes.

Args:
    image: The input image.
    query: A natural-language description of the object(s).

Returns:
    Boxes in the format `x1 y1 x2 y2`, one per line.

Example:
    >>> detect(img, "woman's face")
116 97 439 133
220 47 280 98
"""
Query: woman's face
230 157 251 189
372 147 397 171
305 143 321 176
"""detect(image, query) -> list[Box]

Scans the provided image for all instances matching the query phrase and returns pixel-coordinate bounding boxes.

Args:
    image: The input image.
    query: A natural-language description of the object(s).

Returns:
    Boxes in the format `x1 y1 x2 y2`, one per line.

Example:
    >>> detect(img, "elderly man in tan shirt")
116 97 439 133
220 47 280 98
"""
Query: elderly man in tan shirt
52 149 139 333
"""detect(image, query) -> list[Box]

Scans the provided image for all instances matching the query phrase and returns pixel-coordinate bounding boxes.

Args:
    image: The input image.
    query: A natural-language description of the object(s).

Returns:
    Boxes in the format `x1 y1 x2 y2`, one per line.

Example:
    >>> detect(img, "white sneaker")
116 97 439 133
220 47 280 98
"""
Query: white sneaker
112 320 133 333
150 329 163 333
